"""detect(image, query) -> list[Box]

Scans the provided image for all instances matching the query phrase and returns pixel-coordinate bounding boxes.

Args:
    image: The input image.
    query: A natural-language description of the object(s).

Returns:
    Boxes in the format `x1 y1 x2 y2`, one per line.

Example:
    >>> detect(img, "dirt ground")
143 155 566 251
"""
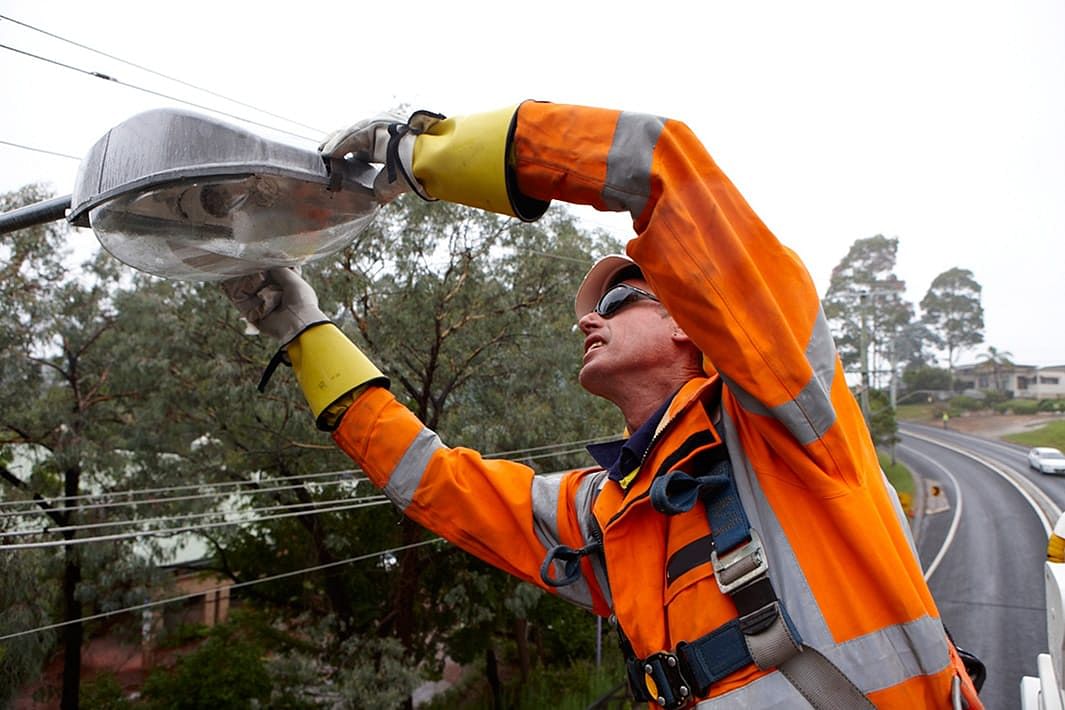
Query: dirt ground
922 411 1065 439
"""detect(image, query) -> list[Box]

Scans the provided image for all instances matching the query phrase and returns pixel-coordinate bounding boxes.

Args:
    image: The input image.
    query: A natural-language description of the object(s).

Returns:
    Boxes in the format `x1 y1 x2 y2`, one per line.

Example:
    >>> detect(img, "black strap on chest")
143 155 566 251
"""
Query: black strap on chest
621 452 804 708
618 410 873 709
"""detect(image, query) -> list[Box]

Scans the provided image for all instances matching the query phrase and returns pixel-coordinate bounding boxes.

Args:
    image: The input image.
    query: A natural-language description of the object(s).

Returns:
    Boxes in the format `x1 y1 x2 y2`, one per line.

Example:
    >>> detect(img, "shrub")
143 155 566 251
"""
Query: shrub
141 630 271 709
993 399 1040 415
949 396 983 413
80 673 131 710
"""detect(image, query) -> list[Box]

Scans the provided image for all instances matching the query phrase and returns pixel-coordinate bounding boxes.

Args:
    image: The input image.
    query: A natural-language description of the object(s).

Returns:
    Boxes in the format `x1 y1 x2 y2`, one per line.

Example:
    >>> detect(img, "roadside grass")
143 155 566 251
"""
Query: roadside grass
1005 420 1065 450
896 402 936 422
879 450 916 518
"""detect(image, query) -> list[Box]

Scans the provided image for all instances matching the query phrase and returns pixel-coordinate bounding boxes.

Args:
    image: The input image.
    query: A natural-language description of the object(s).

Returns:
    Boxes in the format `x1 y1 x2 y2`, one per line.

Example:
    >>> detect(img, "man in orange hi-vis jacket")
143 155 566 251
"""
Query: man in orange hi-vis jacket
223 102 983 709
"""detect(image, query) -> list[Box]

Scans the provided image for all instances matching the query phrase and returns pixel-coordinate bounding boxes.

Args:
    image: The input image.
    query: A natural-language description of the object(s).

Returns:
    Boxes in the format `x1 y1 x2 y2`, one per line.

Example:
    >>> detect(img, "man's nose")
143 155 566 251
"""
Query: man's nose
577 310 601 334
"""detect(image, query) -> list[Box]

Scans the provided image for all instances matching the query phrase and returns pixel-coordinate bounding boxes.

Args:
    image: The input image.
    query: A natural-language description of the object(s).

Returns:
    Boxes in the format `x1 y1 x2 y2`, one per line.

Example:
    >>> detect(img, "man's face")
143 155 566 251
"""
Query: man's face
577 278 678 398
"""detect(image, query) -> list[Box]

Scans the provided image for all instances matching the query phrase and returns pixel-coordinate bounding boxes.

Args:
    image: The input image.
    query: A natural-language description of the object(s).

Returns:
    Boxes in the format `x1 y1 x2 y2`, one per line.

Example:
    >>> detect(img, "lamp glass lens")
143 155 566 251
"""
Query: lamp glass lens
89 174 378 280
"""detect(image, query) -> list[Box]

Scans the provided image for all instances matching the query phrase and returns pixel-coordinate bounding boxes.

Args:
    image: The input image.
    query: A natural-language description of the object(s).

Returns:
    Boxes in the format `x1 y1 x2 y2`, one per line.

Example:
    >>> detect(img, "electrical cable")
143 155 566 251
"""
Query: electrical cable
0 13 326 135
0 138 80 160
0 42 318 143
0 450 602 543
0 436 612 516
0 497 393 550
0 474 367 519
1 494 388 538
0 467 362 510
0 537 444 642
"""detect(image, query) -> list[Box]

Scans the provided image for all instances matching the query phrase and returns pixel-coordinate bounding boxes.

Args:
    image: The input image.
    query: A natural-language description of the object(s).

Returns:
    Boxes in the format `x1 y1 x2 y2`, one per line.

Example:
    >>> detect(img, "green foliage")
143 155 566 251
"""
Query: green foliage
153 623 210 650
877 451 914 498
1039 399 1065 413
80 672 131 710
991 399 1040 415
901 364 951 393
332 635 424 708
866 390 898 448
919 268 984 376
141 628 271 709
1006 420 1065 450
949 396 985 413
823 235 914 381
0 544 57 706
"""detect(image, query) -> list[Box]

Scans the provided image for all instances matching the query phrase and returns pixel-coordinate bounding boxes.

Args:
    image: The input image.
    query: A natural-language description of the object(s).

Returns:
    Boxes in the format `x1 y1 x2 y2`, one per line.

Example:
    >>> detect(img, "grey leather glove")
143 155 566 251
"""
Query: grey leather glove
223 267 336 393
318 110 444 204
222 267 329 345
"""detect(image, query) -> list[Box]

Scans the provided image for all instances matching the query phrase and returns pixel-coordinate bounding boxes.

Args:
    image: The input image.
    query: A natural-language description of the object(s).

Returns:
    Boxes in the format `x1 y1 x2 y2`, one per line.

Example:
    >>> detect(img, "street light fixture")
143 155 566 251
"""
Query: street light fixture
2 109 380 281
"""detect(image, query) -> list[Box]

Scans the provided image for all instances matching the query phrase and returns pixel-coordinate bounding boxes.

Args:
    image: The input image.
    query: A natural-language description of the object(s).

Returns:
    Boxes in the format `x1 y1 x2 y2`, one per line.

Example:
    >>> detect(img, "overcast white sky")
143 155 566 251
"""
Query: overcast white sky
1 0 1062 367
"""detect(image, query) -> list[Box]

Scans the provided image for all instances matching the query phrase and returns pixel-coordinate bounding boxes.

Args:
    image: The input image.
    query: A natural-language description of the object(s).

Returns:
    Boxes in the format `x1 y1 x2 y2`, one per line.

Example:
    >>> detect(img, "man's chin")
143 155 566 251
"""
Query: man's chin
578 364 610 399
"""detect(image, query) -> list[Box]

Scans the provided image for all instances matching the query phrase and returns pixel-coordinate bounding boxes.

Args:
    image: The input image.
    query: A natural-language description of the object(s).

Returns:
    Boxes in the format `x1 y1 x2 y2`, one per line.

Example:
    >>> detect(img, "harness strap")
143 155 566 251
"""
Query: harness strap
627 449 874 708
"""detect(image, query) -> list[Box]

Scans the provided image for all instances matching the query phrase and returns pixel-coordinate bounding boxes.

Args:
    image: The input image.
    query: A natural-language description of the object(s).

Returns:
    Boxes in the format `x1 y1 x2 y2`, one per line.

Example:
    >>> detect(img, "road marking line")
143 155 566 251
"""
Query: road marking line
905 430 1058 536
899 444 963 582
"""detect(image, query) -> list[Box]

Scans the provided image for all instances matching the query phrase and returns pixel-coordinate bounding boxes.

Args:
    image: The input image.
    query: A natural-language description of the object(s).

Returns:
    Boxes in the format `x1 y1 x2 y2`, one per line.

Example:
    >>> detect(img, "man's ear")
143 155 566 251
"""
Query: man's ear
670 320 694 345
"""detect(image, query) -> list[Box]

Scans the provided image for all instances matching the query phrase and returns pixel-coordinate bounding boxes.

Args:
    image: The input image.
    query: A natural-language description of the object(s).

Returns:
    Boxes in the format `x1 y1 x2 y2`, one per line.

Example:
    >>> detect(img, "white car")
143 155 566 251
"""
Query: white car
1028 447 1065 474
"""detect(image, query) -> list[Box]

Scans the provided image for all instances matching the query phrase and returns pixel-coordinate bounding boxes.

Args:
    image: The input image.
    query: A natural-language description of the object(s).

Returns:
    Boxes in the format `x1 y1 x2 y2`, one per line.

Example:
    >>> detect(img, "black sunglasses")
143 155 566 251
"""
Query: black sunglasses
595 283 660 318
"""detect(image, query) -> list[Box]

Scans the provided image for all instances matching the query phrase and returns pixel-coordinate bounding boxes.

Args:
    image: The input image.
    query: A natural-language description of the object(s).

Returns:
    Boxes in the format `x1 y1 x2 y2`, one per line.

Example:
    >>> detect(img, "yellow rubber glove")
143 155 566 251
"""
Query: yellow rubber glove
319 105 549 221
222 268 388 430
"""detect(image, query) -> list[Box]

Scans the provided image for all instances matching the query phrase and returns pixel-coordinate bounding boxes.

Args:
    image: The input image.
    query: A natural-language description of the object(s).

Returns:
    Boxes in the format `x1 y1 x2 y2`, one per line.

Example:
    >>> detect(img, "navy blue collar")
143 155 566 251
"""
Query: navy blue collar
586 395 673 484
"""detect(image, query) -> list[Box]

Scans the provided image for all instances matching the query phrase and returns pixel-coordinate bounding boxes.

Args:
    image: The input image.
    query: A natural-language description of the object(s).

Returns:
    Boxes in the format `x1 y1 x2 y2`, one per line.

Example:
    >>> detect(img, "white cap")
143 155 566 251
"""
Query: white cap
574 254 642 318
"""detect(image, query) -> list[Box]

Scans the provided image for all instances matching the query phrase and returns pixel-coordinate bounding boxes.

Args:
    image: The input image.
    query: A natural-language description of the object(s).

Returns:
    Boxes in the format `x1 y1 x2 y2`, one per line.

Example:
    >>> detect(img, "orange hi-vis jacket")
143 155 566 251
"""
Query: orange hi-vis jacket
329 102 982 708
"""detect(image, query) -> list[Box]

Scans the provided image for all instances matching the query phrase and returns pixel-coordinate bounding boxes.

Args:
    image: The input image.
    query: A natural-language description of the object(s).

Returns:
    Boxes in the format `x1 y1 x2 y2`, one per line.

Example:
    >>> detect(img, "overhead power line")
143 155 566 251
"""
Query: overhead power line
0 537 444 642
0 13 326 136
0 42 318 143
0 473 367 519
1 494 388 538
0 497 392 550
0 138 79 161
0 467 362 511
0 436 612 517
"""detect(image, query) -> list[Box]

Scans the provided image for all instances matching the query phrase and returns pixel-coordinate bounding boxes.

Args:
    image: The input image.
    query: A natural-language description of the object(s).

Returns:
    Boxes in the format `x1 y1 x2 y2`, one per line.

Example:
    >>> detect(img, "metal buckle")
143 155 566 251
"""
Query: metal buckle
711 529 768 594
641 652 693 709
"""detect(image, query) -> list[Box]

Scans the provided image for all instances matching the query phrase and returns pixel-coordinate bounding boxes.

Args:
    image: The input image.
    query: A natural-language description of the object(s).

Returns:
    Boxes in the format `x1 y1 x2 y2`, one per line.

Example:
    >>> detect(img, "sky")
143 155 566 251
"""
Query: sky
1 0 1063 367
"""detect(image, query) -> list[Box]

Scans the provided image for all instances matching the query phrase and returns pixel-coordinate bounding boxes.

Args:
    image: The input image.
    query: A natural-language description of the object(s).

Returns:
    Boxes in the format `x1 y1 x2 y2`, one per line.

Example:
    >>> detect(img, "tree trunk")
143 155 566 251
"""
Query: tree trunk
514 617 530 684
60 465 82 710
486 644 503 710
392 519 424 649
60 546 82 710
290 480 356 636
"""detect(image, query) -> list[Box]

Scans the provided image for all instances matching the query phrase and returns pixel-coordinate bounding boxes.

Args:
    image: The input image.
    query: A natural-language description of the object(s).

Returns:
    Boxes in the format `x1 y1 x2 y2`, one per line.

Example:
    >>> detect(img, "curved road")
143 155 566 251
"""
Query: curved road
897 423 1056 710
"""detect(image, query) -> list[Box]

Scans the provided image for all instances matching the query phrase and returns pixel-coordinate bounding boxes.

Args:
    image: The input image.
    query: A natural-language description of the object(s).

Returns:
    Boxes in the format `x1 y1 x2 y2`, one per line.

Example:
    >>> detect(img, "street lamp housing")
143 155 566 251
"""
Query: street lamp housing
68 109 379 281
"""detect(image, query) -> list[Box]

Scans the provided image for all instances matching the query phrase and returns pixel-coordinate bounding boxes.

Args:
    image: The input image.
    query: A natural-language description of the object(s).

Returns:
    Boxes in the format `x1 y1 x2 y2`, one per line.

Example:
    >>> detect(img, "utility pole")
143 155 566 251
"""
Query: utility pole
858 292 871 424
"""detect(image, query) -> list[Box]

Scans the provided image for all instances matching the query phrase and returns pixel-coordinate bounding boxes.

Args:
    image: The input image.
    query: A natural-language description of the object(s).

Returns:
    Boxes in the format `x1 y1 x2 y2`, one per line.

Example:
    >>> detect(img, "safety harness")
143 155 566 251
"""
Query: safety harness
541 403 876 709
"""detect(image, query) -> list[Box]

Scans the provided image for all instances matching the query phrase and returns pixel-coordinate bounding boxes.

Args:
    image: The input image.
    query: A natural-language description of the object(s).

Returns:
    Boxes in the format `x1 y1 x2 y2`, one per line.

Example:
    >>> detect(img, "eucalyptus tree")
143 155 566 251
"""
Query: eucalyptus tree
0 186 168 709
823 235 915 390
920 267 984 389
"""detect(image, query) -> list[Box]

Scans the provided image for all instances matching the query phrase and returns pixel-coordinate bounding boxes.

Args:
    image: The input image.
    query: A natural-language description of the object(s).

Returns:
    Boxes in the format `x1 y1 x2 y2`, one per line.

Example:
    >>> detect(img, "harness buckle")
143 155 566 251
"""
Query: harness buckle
711 529 768 594
641 651 693 709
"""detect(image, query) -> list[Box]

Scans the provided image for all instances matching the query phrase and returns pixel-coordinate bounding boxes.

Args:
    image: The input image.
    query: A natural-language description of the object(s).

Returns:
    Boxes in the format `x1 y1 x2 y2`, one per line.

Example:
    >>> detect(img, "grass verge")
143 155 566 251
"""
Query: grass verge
1005 420 1065 450
879 449 915 518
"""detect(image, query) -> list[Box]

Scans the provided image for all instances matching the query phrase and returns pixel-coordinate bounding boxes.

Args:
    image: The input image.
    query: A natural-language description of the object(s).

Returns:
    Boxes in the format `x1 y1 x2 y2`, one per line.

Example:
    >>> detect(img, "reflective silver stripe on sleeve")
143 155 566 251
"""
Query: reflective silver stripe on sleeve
531 473 565 550
721 410 951 697
601 112 664 218
721 308 839 445
531 470 611 610
383 426 444 511
827 615 951 692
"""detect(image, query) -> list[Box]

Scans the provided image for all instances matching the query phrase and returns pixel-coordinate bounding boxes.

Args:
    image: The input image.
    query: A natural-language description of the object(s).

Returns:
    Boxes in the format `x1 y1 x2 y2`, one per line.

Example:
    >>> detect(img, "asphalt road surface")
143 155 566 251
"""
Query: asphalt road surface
898 423 1060 710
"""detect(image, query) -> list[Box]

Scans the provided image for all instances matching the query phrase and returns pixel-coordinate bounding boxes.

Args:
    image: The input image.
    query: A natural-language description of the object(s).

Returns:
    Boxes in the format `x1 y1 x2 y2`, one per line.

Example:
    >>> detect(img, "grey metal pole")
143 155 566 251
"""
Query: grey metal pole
0 195 72 234
596 615 602 668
